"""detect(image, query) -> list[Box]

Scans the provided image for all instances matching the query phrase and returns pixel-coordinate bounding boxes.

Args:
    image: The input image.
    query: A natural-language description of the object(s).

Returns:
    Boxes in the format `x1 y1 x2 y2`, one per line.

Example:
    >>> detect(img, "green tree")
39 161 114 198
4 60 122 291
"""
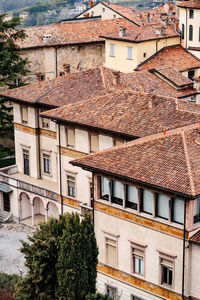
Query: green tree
86 293 112 300
14 213 99 300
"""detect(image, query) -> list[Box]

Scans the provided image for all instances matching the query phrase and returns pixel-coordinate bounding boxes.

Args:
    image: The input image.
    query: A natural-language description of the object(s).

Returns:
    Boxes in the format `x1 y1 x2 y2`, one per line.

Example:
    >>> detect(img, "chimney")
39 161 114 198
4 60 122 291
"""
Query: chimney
113 71 120 86
43 34 52 43
63 64 70 74
155 28 162 35
89 0 93 7
119 27 126 38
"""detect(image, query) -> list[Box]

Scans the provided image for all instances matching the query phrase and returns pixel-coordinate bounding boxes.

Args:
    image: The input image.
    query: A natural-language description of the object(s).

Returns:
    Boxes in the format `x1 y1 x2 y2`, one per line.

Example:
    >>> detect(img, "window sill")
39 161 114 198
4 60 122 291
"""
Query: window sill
109 55 115 57
42 172 52 177
127 58 133 60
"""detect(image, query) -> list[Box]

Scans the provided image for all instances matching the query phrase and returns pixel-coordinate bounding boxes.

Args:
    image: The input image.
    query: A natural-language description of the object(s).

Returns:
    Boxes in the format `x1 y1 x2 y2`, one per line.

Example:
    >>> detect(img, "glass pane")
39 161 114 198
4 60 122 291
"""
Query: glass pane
157 194 169 219
128 185 138 204
173 198 184 224
113 180 123 199
134 257 139 273
169 268 173 285
142 190 153 214
101 177 110 200
140 259 144 275
162 266 168 284
110 43 114 56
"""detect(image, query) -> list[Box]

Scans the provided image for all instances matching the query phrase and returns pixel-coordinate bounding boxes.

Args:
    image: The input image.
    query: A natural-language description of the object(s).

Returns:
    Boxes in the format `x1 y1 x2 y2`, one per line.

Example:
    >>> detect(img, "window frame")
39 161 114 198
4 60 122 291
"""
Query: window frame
66 172 76 199
23 149 30 176
189 9 194 19
21 106 28 124
189 24 193 41
155 193 169 220
126 184 138 210
130 241 146 278
105 233 118 267
127 46 133 60
140 189 154 215
111 180 124 205
43 153 51 175
100 176 110 201
158 250 176 289
194 198 200 223
106 285 117 300
66 127 75 149
110 43 115 57
171 198 184 225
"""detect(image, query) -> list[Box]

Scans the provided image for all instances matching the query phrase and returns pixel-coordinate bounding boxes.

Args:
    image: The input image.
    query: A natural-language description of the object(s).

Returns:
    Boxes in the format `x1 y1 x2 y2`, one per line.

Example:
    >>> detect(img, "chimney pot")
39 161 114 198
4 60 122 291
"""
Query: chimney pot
119 27 126 38
113 71 120 86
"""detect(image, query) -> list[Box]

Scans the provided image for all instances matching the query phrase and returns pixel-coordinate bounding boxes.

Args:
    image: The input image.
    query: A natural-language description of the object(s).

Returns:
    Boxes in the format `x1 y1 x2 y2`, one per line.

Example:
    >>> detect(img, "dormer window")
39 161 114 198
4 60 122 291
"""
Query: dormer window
189 9 194 19
43 34 52 43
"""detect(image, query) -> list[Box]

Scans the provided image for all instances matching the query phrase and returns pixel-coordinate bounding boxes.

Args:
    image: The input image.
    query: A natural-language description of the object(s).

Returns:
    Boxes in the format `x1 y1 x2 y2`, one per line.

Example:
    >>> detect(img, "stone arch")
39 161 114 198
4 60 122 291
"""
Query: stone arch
47 201 59 219
33 197 45 218
20 192 31 220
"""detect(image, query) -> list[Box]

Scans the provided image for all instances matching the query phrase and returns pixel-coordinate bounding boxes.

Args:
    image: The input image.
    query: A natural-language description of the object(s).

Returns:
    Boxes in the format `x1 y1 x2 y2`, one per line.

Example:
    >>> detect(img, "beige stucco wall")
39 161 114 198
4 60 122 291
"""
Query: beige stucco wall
77 2 123 20
105 37 180 73
188 244 200 298
22 42 105 83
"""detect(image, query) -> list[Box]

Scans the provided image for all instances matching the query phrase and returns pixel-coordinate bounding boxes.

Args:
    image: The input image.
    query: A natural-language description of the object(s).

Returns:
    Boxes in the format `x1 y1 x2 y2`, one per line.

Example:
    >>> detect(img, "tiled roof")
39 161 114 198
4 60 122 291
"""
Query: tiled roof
41 90 200 138
71 124 200 197
0 67 119 107
17 18 136 49
190 230 200 245
101 23 179 42
152 66 193 87
121 70 197 98
136 45 200 71
178 1 200 9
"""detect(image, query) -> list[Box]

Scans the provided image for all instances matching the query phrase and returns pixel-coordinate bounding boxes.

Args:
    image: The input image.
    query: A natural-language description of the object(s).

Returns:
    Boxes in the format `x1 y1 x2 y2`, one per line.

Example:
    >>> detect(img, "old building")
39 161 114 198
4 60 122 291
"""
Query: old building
71 123 200 300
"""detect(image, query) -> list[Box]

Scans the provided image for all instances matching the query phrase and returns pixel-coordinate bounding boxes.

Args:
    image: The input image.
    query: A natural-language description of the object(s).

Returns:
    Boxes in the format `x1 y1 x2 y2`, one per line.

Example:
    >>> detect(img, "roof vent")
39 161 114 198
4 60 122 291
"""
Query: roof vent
155 28 162 35
43 34 52 43
113 71 120 86
119 27 126 38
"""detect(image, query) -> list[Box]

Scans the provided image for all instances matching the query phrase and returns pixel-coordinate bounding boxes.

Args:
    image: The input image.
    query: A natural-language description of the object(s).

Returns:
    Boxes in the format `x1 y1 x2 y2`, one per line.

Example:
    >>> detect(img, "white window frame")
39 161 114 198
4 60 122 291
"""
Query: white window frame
66 171 76 199
157 250 176 290
129 241 147 278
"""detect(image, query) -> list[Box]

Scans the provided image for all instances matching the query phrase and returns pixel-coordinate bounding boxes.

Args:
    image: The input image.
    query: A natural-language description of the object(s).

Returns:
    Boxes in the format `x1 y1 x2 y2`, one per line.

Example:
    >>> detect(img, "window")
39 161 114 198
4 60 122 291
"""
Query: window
89 133 98 153
21 106 28 124
106 238 117 266
161 258 173 287
100 177 110 201
156 193 169 220
67 175 76 198
172 198 184 224
182 24 184 39
110 43 115 57
141 189 153 215
188 70 195 80
42 118 49 129
194 198 200 223
189 25 193 41
59 72 65 76
132 248 144 276
113 138 123 146
66 128 75 148
106 286 117 300
90 181 93 206
127 47 133 59
112 180 123 205
126 185 138 210
143 52 146 57
132 296 143 300
23 149 29 176
43 153 50 174
189 9 194 19
113 14 116 18
102 7 105 12
14 78 21 87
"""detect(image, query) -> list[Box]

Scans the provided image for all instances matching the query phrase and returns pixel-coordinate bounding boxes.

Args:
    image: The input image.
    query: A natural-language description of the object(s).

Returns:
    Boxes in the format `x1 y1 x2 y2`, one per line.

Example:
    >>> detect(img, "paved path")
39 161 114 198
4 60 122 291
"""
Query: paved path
0 224 31 275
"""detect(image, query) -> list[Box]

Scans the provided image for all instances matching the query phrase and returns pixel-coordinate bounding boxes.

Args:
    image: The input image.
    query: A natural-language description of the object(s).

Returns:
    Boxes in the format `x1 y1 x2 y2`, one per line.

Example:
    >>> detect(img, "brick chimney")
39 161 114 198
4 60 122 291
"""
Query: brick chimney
119 27 126 38
113 71 120 86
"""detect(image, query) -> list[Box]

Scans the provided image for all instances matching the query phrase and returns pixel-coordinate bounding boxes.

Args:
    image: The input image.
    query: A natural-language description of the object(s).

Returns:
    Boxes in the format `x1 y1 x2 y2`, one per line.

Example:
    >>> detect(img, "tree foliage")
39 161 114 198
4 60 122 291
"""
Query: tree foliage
14 213 99 300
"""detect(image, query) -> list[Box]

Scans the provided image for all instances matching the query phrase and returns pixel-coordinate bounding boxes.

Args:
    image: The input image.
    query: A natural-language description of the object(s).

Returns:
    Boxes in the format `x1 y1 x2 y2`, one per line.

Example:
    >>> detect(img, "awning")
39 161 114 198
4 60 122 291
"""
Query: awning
0 183 13 193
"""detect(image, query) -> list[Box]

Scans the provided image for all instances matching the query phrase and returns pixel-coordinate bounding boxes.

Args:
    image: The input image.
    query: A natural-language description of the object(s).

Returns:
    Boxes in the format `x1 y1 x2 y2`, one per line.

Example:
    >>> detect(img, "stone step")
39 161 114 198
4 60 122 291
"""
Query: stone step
0 210 13 223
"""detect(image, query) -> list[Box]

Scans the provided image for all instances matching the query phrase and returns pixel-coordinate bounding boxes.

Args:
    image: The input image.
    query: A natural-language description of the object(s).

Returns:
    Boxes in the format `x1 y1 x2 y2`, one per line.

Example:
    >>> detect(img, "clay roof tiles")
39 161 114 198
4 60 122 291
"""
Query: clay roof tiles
136 45 200 71
71 125 200 197
190 230 200 245
178 1 200 9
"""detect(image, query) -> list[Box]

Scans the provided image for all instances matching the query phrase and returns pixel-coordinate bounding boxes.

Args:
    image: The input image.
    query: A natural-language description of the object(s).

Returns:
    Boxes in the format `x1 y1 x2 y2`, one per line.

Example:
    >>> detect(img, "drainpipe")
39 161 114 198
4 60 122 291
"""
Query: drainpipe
92 171 94 224
182 199 187 300
58 123 63 214
36 107 41 178
185 8 188 49
55 47 58 78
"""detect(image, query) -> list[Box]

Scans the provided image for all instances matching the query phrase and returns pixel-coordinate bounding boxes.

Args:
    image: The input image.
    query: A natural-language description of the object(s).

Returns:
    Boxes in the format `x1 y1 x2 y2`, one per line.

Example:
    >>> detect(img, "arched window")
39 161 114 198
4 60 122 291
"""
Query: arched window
189 25 193 41
182 24 185 39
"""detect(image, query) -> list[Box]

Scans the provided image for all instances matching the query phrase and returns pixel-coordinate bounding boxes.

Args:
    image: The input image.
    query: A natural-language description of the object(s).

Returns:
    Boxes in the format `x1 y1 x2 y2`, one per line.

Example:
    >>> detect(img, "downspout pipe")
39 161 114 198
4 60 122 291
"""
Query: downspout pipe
92 171 94 224
182 199 187 300
58 123 63 214
55 47 58 78
36 106 41 179
185 8 188 49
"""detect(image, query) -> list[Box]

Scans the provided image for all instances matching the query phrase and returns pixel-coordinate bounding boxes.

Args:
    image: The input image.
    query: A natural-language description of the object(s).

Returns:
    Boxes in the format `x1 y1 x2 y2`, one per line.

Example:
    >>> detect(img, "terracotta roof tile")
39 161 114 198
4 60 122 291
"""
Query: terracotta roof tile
136 45 200 71
178 1 200 9
190 230 200 245
71 124 200 197
41 90 200 138
101 23 179 42
17 18 136 49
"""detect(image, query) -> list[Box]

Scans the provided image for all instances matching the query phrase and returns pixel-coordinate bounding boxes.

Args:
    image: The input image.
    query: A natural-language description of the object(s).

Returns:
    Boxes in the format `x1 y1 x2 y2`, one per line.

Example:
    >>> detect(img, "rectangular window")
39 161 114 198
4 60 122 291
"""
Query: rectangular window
21 107 28 124
194 199 200 223
127 47 133 59
188 70 195 80
43 154 50 174
113 138 123 146
189 9 194 18
132 248 144 276
141 190 153 215
106 238 117 266
126 185 137 210
132 296 143 300
90 133 98 153
67 128 75 148
112 180 123 205
161 258 173 287
42 118 49 129
172 198 184 224
23 149 29 176
106 286 117 300
182 24 185 39
67 175 76 198
110 43 115 57
156 193 169 220
100 177 110 201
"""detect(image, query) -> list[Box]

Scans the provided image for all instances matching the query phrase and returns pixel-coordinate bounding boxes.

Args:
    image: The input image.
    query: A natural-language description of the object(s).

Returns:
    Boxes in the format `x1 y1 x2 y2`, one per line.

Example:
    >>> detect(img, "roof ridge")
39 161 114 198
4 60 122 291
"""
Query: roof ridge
181 131 196 196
